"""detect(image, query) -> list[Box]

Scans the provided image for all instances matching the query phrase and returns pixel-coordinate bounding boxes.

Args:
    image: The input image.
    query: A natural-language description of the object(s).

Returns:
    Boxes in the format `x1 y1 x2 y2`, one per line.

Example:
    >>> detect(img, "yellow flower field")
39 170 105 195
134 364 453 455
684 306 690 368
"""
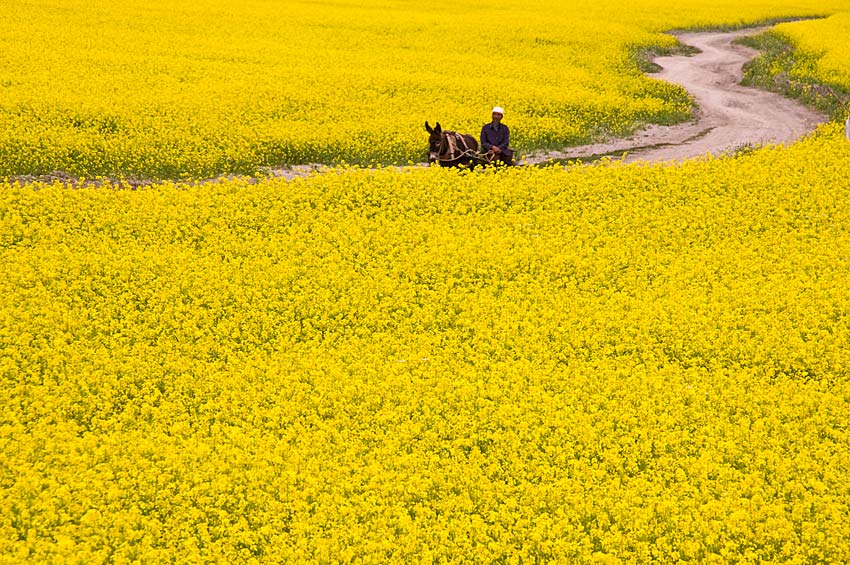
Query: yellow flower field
5 0 850 562
740 13 850 119
0 0 848 178
776 13 850 87
2 125 850 562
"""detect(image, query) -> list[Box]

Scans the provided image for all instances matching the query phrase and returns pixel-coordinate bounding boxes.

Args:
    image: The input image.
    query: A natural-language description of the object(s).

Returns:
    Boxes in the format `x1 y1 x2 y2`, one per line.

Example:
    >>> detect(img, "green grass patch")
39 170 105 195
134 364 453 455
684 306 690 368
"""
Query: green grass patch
738 31 850 120
631 42 702 74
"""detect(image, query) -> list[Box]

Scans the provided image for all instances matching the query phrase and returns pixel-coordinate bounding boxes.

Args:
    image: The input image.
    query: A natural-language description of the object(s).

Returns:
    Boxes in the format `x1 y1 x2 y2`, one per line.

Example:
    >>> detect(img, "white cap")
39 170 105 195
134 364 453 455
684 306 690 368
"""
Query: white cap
492 106 504 114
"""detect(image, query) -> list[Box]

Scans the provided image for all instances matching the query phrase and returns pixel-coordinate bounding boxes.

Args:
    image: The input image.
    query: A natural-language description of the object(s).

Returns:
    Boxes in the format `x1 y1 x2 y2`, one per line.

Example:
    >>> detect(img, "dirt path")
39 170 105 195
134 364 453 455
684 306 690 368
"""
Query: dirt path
523 27 827 165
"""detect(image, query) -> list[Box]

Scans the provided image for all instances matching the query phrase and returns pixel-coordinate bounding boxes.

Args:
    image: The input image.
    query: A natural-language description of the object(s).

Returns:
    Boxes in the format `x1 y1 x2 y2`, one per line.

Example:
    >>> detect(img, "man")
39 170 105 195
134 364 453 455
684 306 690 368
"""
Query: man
480 106 514 165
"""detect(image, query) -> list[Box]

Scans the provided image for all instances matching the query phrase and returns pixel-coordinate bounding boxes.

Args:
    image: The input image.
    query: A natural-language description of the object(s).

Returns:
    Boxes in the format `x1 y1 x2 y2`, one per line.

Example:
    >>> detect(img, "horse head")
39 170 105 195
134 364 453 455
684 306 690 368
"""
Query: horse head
425 121 443 163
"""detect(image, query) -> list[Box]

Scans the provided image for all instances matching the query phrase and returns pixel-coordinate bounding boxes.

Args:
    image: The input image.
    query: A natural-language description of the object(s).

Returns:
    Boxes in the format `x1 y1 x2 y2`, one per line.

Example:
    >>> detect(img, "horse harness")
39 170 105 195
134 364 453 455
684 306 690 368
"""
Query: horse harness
438 130 481 165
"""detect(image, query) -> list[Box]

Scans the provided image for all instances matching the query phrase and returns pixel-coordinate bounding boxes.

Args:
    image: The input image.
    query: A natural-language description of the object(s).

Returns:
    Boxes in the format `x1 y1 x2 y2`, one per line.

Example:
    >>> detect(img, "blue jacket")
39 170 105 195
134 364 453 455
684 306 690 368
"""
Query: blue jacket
481 122 510 152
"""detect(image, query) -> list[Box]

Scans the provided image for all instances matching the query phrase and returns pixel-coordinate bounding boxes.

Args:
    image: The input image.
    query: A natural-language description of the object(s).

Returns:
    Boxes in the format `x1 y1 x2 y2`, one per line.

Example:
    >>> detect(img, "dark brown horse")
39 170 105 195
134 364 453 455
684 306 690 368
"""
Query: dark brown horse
425 121 490 168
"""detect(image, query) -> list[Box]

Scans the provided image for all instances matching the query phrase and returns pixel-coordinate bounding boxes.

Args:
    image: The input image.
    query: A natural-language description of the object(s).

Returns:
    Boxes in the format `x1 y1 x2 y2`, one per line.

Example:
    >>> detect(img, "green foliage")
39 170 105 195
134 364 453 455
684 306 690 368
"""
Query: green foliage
740 31 850 120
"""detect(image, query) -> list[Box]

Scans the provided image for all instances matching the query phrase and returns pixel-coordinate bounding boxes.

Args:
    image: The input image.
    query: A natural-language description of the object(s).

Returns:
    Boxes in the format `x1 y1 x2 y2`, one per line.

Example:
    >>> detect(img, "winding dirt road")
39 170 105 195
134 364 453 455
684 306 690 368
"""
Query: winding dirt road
524 27 827 165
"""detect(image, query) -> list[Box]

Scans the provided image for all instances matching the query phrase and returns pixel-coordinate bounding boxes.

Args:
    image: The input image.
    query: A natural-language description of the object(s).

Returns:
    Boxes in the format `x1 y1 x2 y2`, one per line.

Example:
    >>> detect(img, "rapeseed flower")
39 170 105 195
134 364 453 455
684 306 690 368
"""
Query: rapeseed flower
2 125 850 562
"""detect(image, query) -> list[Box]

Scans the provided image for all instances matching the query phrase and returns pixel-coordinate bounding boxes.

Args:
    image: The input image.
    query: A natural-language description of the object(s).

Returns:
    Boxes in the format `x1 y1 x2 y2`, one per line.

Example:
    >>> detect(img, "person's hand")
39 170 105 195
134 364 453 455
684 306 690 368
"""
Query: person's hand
492 146 502 154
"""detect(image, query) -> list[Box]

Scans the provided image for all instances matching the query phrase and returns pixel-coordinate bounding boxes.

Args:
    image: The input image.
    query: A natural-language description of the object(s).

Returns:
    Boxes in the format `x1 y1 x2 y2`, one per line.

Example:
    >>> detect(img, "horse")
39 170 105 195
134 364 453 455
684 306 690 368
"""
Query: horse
425 121 490 168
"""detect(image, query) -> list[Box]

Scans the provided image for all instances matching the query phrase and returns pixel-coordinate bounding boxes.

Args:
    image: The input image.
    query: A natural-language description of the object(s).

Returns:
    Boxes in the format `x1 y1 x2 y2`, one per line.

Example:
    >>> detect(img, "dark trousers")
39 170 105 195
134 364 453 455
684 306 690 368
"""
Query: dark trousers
487 148 514 165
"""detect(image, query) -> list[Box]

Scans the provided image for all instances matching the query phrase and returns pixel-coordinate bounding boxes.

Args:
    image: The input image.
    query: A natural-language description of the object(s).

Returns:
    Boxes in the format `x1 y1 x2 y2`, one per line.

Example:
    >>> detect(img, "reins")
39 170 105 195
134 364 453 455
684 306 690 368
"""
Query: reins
438 148 485 164
437 131 489 164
